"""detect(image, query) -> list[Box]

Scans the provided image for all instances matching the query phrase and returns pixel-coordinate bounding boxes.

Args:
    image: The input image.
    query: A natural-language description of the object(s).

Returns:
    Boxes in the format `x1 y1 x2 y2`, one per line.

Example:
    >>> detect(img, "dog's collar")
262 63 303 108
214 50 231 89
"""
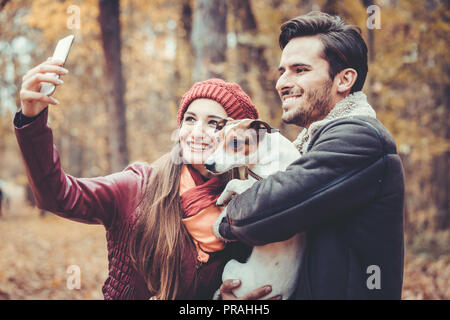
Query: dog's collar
234 167 263 181
246 168 263 181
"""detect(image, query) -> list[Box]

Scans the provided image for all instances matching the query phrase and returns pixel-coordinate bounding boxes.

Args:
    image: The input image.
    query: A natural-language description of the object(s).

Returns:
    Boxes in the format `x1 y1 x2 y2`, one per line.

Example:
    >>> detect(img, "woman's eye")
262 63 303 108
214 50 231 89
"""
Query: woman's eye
208 119 219 127
184 116 195 123
296 68 306 74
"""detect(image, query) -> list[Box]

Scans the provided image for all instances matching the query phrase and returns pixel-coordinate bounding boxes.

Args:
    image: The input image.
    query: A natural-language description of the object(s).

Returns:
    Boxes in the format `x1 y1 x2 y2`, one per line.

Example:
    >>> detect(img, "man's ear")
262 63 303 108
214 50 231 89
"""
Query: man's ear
336 68 358 94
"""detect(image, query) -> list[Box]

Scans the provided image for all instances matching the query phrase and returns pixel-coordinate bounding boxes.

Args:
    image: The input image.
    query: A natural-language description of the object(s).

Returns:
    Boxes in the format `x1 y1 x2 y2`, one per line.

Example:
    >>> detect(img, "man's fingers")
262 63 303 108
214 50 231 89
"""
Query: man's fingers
221 279 241 293
219 279 241 300
219 280 281 300
241 285 273 300
20 89 59 105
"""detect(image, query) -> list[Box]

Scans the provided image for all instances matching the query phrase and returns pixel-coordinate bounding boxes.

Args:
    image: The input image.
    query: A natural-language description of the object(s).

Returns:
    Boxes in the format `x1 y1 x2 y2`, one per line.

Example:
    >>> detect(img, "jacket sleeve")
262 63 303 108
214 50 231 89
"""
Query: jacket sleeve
220 118 388 246
13 107 152 228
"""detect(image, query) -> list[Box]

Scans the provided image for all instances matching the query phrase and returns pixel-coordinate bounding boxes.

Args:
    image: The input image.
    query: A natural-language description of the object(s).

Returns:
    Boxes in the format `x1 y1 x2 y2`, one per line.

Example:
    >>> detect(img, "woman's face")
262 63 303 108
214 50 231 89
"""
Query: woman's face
179 99 228 168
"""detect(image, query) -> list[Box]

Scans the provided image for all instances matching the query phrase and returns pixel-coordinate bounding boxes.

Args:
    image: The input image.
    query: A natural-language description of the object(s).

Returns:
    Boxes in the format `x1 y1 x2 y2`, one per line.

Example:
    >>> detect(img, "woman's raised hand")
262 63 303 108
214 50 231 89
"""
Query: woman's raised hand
19 58 68 117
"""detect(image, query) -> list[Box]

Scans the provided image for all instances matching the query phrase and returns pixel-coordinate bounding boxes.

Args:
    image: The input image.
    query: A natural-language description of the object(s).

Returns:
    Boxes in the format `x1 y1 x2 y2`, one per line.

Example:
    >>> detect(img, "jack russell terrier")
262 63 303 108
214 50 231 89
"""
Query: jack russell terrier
206 118 305 300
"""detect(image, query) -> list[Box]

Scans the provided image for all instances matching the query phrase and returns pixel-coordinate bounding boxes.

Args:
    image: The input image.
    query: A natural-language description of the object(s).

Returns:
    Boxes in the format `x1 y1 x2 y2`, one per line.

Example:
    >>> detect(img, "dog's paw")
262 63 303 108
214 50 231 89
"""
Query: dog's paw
217 190 235 206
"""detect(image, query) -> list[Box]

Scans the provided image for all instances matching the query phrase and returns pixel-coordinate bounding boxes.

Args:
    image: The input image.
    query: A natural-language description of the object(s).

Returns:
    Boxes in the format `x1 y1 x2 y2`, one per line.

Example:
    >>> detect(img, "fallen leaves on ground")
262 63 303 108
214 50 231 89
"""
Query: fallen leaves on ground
0 203 108 300
0 203 448 299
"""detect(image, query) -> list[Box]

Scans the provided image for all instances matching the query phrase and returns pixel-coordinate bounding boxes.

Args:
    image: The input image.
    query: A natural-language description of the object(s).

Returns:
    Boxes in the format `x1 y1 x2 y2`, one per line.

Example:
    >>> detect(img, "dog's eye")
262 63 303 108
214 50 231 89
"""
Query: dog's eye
215 120 227 132
227 138 243 152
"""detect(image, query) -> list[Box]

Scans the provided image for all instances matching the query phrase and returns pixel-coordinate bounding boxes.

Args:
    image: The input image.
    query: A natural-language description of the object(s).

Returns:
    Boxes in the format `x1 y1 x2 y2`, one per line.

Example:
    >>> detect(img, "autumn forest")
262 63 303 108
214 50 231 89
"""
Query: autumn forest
0 0 448 300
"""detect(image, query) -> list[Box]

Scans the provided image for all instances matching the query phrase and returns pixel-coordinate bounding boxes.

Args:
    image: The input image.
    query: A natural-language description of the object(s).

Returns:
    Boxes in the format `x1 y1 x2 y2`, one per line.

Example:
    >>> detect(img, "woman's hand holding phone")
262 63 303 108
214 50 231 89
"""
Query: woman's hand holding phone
20 35 73 117
19 58 69 117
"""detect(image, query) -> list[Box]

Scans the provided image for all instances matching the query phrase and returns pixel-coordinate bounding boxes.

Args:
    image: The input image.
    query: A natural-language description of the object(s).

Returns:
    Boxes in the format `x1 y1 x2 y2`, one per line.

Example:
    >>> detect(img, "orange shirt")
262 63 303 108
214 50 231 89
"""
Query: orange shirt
180 165 225 262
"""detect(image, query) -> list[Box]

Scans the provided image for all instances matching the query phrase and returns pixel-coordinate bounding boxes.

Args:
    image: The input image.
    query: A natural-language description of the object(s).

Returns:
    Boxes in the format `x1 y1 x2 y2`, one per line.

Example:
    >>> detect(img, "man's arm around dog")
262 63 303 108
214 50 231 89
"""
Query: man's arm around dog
218 116 405 299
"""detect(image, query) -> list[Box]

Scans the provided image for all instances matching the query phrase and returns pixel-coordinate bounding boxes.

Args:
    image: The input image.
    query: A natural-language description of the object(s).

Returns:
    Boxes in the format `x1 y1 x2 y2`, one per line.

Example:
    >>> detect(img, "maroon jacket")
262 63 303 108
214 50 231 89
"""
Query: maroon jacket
13 107 246 299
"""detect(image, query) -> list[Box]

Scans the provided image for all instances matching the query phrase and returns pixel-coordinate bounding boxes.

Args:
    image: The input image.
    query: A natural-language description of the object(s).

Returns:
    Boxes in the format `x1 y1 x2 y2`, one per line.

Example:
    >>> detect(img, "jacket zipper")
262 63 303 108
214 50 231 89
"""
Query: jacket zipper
192 259 203 296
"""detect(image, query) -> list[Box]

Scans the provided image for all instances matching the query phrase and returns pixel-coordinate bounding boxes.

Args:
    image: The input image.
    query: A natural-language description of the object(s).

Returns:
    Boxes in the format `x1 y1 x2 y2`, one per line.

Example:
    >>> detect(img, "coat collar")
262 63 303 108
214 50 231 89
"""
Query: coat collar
293 91 377 155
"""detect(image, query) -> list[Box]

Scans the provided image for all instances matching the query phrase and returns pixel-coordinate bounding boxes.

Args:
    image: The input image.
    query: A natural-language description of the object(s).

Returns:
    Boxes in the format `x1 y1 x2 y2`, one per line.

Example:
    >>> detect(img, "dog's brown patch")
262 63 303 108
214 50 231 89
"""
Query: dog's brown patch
221 119 269 156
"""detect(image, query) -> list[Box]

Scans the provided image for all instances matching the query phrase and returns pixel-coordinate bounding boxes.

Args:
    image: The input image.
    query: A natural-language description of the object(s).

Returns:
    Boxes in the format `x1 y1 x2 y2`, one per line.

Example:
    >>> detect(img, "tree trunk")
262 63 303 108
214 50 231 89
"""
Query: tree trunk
433 83 450 230
230 0 281 121
191 0 227 81
98 0 129 172
426 0 449 230
322 0 338 15
174 0 194 101
362 0 375 104
0 0 10 12
230 0 256 94
181 0 193 42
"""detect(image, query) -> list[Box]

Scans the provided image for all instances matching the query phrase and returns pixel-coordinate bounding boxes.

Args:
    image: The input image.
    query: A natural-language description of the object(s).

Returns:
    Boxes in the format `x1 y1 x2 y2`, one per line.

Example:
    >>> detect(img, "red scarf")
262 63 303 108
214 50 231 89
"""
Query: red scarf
180 165 225 218
180 165 226 262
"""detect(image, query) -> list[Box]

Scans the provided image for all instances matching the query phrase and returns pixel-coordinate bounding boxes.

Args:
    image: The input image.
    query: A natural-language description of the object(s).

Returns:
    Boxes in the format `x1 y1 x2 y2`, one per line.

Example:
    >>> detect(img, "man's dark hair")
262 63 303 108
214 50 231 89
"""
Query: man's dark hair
279 11 368 93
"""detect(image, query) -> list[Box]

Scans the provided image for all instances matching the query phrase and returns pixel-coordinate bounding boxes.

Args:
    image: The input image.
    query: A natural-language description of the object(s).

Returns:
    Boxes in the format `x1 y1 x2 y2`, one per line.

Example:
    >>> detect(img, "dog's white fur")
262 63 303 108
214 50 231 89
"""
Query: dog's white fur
207 119 305 300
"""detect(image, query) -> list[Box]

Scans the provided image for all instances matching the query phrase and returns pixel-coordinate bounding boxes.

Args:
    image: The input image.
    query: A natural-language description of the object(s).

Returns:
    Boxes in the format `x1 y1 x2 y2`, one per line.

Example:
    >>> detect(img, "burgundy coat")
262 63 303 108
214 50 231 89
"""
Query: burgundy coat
13 108 246 299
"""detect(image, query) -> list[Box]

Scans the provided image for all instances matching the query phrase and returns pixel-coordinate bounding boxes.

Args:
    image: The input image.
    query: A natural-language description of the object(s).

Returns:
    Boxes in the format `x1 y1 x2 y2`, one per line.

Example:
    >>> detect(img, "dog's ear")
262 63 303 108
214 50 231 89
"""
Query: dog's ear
249 120 278 134
215 117 232 132
248 120 269 144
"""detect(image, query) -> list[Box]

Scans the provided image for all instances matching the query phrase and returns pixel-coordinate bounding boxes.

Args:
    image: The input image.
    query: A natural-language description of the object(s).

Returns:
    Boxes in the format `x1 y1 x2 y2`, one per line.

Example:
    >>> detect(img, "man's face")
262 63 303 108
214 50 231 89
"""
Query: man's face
276 36 336 128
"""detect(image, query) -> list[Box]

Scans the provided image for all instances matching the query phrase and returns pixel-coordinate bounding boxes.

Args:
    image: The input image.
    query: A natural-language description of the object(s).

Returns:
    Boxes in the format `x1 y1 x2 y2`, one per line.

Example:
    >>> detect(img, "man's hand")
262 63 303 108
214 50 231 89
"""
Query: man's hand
220 279 282 300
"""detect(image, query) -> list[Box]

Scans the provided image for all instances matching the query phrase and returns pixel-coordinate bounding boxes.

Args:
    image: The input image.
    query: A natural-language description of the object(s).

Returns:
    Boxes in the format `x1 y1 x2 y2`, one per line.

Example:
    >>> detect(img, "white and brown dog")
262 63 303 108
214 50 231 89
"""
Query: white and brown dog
206 118 305 300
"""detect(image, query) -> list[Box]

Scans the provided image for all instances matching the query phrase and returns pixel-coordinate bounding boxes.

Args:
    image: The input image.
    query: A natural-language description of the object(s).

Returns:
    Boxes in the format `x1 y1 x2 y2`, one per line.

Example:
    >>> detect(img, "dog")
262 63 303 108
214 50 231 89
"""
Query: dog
206 118 305 300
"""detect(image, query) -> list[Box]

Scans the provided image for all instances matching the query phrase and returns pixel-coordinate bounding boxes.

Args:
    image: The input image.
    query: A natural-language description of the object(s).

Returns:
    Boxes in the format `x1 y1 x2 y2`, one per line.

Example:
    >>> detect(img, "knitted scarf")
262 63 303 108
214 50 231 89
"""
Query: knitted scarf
293 91 377 155
180 165 226 262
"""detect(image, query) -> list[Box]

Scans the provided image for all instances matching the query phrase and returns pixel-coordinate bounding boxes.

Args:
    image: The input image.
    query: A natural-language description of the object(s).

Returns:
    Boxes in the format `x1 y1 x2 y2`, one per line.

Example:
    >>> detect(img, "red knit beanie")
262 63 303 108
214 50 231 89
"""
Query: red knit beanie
177 78 259 127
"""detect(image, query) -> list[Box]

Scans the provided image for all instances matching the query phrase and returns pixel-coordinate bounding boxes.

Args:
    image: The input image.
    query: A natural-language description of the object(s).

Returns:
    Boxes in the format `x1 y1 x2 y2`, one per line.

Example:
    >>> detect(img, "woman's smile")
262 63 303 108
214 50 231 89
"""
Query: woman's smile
187 140 214 152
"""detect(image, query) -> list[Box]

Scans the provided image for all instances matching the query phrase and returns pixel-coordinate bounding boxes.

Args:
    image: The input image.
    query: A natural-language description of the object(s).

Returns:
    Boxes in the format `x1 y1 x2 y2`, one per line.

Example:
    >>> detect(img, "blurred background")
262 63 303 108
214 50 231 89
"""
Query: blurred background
0 0 448 299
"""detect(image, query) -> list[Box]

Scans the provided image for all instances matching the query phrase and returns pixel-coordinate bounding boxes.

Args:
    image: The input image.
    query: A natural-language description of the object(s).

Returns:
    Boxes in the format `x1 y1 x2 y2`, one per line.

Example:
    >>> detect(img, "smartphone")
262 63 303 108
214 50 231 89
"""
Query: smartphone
40 35 75 96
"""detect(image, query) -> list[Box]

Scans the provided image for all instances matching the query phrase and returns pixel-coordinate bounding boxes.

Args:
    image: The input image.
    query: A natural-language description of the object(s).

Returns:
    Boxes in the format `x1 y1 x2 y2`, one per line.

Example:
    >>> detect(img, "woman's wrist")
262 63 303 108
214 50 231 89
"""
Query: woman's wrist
16 106 48 128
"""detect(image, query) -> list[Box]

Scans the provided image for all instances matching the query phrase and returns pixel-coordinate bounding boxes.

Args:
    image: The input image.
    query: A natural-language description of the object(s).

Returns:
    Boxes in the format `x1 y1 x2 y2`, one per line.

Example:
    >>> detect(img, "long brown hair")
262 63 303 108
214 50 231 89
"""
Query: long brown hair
129 148 193 300
129 145 234 300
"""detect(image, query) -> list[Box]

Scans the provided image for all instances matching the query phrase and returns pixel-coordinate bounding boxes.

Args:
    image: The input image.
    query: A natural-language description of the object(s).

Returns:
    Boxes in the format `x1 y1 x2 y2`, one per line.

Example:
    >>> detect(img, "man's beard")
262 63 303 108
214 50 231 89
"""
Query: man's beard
282 79 334 128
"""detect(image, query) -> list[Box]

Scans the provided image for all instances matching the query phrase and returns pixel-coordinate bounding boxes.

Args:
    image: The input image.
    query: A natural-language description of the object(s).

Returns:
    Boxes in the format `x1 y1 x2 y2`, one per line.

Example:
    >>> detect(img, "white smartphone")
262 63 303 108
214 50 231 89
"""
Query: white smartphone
40 35 75 96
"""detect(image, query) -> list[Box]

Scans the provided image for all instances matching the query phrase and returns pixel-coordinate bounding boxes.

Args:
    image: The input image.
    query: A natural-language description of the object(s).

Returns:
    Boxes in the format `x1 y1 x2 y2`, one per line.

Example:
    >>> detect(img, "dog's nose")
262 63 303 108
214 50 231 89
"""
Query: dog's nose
204 159 216 173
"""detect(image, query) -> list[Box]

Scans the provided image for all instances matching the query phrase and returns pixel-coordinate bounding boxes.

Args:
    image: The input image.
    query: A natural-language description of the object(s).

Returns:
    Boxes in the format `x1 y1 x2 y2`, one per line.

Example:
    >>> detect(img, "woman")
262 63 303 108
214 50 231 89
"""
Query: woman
15 58 276 300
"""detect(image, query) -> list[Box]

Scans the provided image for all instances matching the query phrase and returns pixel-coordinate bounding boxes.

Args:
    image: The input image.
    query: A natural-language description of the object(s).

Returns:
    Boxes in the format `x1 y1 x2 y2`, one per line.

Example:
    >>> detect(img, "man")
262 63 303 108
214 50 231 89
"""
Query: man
215 11 405 299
